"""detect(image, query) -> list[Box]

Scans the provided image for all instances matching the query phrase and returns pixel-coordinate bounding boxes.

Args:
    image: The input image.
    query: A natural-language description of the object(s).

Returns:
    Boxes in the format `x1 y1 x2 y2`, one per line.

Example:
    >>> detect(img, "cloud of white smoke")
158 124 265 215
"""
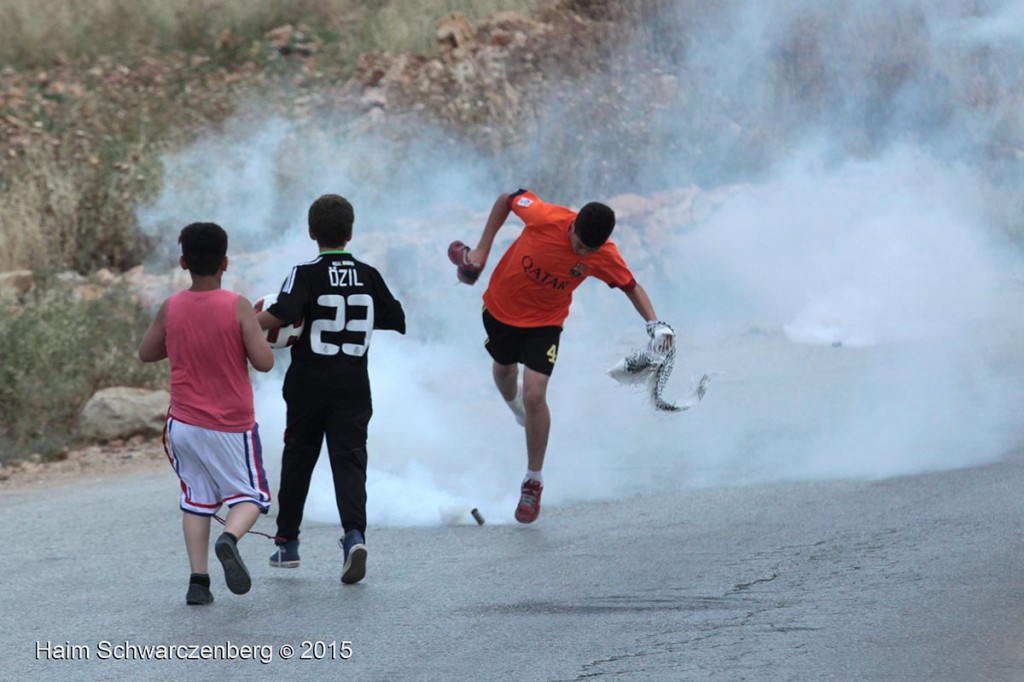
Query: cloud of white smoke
139 0 1024 528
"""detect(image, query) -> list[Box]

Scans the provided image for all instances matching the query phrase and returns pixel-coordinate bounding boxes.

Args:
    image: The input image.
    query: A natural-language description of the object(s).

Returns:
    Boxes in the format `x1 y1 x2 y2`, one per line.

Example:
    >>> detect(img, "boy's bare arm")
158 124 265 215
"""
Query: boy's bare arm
238 297 274 372
256 309 283 331
623 283 658 322
138 300 169 362
467 192 512 268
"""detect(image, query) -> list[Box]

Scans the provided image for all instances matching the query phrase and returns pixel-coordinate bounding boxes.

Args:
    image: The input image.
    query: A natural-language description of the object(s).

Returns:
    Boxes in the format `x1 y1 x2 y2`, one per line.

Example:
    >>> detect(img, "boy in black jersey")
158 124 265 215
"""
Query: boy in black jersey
256 194 406 585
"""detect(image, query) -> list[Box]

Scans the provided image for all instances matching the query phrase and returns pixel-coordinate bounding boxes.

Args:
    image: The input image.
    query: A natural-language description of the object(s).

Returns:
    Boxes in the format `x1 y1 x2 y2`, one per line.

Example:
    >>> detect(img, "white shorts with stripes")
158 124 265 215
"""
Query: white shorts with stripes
164 418 272 516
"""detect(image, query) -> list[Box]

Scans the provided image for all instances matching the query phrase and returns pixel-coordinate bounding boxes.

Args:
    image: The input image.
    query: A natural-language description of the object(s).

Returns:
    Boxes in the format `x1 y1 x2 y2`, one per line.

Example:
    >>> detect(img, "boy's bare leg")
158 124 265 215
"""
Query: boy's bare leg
183 512 211 574
223 501 262 541
492 361 518 401
493 361 549 470
183 503 259 573
521 367 551 472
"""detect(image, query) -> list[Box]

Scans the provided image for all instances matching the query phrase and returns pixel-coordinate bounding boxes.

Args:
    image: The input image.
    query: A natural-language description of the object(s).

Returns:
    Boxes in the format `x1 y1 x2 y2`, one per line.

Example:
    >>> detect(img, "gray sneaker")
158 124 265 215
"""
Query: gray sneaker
340 530 367 585
215 533 251 595
185 581 213 605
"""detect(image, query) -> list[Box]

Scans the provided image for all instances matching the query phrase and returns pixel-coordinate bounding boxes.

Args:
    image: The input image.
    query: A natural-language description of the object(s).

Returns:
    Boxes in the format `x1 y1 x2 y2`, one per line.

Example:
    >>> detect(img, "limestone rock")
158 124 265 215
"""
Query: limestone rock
79 387 169 442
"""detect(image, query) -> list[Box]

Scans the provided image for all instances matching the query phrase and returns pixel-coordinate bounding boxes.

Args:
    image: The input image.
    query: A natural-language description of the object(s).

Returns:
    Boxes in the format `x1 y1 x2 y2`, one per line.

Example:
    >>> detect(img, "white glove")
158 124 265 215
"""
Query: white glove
646 320 675 354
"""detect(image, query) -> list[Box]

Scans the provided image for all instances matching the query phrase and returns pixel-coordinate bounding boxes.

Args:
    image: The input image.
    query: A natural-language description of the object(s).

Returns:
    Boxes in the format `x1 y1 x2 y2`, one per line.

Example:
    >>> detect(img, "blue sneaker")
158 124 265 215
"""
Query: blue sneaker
340 530 367 585
269 539 300 568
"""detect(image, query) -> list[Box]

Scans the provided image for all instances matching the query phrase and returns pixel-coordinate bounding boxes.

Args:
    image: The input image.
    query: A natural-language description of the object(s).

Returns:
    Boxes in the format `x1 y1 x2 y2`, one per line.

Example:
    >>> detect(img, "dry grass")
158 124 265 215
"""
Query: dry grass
0 0 358 68
0 0 537 69
0 54 238 274
1 141 158 274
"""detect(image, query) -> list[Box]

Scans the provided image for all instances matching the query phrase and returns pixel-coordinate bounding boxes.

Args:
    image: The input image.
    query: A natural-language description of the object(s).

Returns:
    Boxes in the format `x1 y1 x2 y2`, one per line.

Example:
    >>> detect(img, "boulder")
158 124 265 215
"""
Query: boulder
79 387 169 442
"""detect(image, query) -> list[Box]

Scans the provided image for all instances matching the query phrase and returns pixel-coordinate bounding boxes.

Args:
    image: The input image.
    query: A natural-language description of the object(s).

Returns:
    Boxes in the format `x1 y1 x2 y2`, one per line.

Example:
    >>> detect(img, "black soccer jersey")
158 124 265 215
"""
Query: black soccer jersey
267 250 406 380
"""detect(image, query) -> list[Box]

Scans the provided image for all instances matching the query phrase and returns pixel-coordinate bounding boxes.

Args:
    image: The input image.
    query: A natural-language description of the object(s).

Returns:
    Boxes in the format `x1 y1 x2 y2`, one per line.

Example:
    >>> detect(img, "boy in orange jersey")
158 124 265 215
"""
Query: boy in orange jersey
460 190 675 523
139 222 275 605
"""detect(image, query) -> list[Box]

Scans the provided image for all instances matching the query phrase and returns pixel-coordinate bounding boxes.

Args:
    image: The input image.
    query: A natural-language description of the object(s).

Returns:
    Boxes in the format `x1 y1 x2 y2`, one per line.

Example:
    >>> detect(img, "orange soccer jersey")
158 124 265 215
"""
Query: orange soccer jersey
482 190 637 328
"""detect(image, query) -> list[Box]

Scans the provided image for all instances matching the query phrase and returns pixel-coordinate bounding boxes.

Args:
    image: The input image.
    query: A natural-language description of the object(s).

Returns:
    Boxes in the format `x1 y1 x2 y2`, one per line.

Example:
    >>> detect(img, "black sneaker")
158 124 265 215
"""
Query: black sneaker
340 530 367 585
215 533 252 595
186 580 213 606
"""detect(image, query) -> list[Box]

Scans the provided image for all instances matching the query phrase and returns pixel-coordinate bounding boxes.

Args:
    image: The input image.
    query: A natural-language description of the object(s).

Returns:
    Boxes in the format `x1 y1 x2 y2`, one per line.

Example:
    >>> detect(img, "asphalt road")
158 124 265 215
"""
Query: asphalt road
4 448 1024 682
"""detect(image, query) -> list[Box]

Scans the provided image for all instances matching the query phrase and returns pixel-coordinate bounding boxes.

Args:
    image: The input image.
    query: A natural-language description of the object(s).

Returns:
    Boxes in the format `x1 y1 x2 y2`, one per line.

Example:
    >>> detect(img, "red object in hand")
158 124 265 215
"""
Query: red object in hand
447 240 482 284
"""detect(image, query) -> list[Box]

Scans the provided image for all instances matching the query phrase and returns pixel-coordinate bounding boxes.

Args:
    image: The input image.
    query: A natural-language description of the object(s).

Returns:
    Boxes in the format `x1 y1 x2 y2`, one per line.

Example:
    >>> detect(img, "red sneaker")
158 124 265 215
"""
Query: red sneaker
514 479 543 524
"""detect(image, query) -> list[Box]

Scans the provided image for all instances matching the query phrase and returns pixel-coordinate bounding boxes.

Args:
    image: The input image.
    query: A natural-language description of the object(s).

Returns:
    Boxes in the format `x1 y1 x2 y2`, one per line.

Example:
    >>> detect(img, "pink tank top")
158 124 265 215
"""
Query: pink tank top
165 289 255 431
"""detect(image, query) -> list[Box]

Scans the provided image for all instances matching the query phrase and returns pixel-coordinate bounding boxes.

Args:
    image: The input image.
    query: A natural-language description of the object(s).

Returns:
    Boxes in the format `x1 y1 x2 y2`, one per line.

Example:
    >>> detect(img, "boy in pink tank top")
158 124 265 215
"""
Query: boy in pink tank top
139 222 275 605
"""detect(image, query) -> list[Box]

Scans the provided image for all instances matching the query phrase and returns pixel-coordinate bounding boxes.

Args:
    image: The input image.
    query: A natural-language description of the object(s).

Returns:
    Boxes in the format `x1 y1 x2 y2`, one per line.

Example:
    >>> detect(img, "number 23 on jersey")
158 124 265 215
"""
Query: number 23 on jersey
310 294 374 357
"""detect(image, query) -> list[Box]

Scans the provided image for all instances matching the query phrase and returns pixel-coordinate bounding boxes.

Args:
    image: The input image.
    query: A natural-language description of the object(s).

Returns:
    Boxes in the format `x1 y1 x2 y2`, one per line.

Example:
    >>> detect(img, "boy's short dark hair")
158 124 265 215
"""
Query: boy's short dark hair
308 194 354 247
575 202 616 248
178 222 228 276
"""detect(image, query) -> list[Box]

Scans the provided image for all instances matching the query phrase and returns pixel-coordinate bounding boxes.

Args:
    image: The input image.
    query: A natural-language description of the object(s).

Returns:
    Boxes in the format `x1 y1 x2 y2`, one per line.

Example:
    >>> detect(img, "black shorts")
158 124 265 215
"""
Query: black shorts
482 308 562 376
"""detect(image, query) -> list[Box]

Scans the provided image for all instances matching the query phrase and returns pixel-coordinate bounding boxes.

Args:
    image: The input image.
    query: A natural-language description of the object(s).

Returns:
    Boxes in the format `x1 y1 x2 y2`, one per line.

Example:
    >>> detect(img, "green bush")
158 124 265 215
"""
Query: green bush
0 283 167 463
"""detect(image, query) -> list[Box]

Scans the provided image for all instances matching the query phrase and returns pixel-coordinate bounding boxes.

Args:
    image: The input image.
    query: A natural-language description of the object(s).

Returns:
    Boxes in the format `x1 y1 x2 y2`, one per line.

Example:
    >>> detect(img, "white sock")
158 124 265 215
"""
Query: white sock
523 470 543 485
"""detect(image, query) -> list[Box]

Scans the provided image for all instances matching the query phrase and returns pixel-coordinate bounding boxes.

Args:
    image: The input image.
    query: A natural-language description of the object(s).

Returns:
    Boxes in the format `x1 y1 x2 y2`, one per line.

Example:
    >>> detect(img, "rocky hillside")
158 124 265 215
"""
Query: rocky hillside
0 0 660 274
